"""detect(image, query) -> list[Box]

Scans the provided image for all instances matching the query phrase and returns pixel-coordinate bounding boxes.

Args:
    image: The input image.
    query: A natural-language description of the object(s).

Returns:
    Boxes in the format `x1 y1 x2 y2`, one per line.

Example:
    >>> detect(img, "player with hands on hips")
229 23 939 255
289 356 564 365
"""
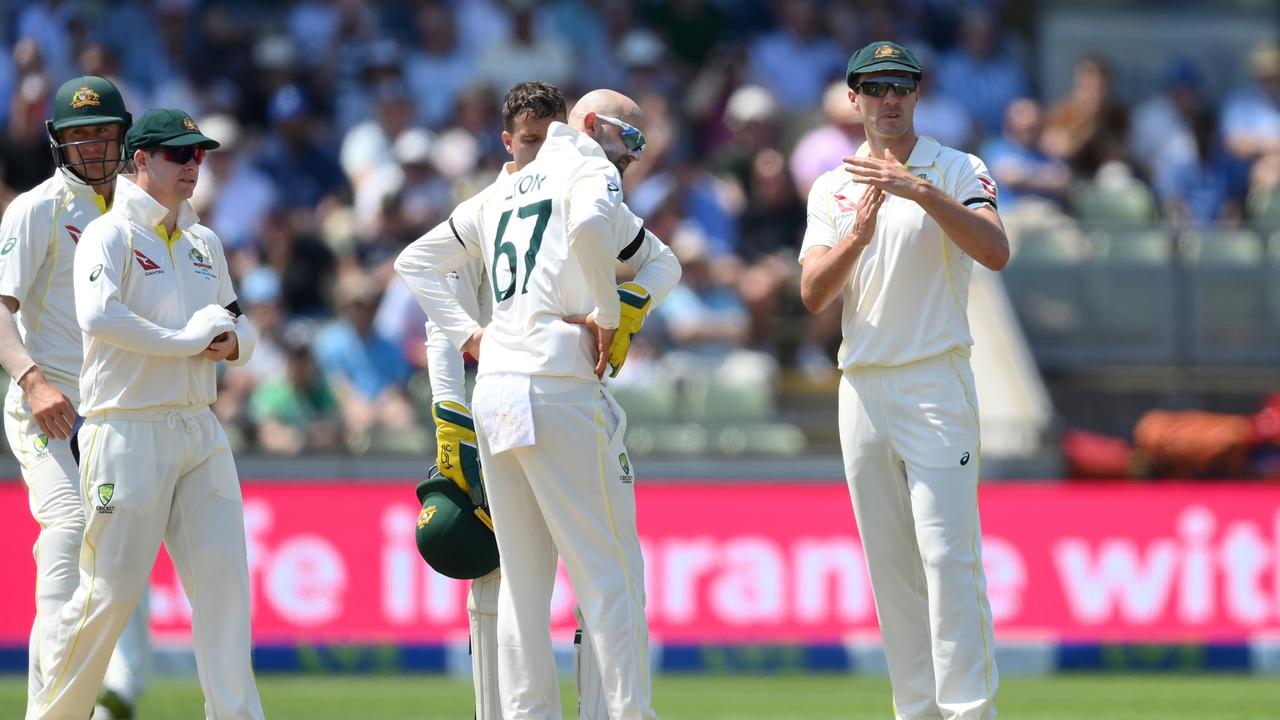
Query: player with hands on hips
0 75 154 720
800 41 1008 720
397 84 678 720
28 108 264 720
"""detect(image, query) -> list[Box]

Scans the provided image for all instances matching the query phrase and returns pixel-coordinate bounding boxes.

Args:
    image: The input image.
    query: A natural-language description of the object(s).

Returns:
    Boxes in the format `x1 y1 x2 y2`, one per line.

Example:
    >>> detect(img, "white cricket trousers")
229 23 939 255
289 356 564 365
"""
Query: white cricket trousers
4 384 149 707
838 351 998 720
28 406 264 720
473 377 656 720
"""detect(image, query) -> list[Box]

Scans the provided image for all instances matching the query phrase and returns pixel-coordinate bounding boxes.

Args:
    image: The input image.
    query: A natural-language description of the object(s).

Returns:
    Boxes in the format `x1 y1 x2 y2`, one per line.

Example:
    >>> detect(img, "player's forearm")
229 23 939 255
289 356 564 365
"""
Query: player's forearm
626 231 682 305
224 313 257 366
0 301 36 381
569 214 622 328
800 242 863 313
914 184 1009 271
426 320 467 405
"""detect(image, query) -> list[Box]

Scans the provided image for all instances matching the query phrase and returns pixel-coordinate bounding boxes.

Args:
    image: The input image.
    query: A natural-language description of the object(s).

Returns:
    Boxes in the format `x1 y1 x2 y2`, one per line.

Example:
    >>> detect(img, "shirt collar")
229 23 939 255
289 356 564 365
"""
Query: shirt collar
853 135 941 168
542 121 609 162
112 175 200 230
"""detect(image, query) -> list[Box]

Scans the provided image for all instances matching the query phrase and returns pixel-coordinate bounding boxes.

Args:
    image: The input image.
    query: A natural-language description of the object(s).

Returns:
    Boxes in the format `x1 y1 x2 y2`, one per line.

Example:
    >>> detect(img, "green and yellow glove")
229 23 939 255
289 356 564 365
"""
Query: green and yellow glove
431 400 491 528
608 282 652 378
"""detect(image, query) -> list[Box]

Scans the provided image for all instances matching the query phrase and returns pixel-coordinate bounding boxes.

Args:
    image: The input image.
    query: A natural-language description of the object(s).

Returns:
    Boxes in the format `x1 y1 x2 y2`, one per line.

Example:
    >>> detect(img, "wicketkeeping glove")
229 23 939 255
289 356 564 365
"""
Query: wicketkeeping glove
608 282 652 378
431 401 489 517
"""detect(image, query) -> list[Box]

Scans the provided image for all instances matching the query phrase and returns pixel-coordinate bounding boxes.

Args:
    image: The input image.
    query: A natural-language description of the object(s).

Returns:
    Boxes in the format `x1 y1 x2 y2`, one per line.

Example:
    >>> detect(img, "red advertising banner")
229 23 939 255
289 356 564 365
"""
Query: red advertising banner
1 481 1278 645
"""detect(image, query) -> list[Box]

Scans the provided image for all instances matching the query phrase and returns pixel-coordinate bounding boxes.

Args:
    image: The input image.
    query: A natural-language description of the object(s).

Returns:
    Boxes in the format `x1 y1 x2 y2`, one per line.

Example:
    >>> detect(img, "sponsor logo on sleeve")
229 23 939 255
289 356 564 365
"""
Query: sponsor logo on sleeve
978 176 998 200
1 238 16 255
89 264 103 282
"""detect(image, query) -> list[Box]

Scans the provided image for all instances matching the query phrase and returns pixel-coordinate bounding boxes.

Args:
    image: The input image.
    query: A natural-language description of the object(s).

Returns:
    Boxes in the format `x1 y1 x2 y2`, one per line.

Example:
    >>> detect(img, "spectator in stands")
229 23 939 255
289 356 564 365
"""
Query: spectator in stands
747 0 845 109
257 85 350 211
258 207 338 319
404 2 479 130
476 0 573 99
192 113 277 252
1155 110 1244 227
656 226 778 385
913 50 974 151
981 98 1071 211
341 79 418 196
251 324 344 455
1 43 54 197
1221 41 1280 164
791 81 865 198
314 275 416 447
646 0 730 77
1041 54 1130 177
936 9 1028 137
214 267 289 437
711 85 783 205
1129 59 1201 183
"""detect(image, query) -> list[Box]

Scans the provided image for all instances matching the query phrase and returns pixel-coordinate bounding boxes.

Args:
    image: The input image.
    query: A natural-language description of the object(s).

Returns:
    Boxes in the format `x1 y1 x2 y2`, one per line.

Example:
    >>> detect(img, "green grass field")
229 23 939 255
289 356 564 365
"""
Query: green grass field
4 673 1278 719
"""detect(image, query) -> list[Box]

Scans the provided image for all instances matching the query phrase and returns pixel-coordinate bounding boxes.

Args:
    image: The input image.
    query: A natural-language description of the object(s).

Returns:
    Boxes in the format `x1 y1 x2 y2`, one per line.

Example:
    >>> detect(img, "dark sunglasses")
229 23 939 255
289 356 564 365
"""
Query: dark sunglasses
594 114 647 154
159 146 206 165
855 78 919 98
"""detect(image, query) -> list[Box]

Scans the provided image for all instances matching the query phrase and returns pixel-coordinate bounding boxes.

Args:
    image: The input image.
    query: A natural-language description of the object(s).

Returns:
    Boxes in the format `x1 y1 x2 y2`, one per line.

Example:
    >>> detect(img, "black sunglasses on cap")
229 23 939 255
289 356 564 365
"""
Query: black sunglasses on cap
854 78 919 98
158 146 206 165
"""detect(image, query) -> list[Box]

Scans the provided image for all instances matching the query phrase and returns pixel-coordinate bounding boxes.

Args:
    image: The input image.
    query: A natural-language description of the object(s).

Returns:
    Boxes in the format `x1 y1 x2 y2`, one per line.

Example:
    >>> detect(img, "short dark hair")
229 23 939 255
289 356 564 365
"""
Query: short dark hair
501 81 566 132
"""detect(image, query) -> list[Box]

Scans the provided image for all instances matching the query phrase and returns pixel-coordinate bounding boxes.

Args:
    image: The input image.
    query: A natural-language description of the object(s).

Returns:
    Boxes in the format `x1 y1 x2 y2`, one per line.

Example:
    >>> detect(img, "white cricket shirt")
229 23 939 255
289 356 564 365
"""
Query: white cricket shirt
800 136 999 369
0 172 110 398
74 176 239 415
395 124 680 383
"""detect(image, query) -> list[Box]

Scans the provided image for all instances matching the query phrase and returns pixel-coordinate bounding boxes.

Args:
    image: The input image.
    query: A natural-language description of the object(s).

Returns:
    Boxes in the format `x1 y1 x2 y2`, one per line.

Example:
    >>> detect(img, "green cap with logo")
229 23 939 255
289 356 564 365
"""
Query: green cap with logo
413 471 499 580
49 76 131 131
125 109 221 154
846 41 924 87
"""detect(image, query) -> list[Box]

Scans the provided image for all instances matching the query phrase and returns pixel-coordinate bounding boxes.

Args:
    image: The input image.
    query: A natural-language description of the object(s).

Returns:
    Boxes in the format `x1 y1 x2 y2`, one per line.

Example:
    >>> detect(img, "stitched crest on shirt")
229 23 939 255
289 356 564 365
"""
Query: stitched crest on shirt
133 250 163 275
417 505 437 528
188 246 217 279
65 225 82 244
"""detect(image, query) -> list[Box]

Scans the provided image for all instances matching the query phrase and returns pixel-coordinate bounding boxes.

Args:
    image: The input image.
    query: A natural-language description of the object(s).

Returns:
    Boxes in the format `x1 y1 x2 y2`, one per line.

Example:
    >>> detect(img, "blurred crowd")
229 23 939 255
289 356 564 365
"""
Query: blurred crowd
1 0 1278 456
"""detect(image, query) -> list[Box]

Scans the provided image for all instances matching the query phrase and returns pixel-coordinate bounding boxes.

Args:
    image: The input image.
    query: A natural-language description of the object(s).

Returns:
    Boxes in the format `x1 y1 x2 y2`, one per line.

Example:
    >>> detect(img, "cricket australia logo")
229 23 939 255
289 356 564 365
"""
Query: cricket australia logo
188 246 216 279
96 483 115 514
618 452 634 484
70 87 101 109
32 434 49 457
417 505 437 528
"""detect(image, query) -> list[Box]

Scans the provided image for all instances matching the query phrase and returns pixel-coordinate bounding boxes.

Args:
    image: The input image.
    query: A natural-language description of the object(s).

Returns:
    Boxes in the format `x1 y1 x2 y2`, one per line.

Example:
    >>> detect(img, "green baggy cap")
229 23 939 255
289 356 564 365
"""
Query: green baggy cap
125 108 220 153
414 475 499 580
846 41 924 87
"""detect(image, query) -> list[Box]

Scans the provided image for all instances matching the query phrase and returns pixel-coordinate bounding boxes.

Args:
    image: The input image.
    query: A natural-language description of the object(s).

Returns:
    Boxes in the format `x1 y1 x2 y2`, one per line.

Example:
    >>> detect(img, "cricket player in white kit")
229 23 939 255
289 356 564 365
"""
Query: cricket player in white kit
0 75 151 720
28 108 264 720
396 89 676 720
799 42 1010 720
401 81 677 720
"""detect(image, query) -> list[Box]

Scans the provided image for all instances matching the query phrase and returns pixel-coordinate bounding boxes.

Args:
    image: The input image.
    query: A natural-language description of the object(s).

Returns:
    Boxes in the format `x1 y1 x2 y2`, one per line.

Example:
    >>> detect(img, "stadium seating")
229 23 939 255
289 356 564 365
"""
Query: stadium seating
1181 229 1274 364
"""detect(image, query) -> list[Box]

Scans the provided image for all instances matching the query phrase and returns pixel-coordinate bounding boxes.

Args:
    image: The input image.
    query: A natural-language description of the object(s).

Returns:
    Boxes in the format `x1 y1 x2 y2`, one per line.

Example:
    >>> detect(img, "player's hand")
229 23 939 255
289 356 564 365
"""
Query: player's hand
19 367 77 440
842 183 886 249
461 327 483 361
564 311 617 379
200 331 239 362
843 147 926 200
608 282 652 378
